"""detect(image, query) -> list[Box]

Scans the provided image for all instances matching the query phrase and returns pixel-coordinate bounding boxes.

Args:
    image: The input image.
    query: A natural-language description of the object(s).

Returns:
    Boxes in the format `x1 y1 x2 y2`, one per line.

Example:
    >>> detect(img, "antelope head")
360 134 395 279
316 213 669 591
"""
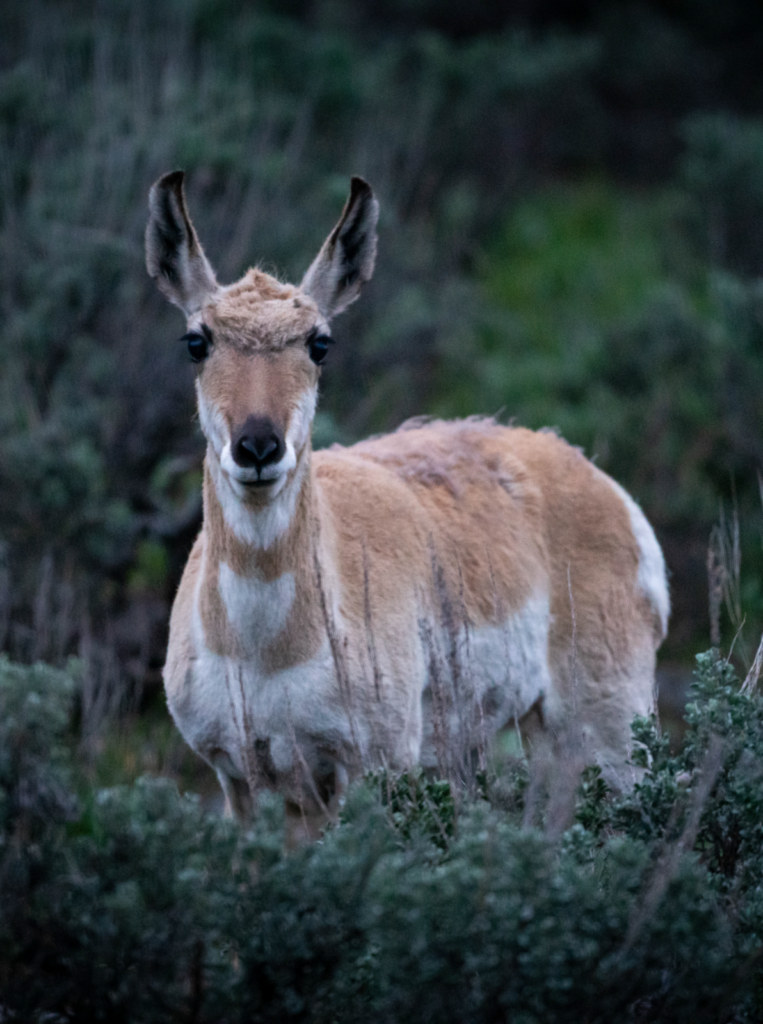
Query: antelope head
145 172 378 530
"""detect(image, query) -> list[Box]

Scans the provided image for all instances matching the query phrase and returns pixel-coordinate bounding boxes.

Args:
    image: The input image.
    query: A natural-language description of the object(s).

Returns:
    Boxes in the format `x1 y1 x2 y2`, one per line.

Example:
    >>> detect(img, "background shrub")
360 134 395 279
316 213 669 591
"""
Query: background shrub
3 1 763 703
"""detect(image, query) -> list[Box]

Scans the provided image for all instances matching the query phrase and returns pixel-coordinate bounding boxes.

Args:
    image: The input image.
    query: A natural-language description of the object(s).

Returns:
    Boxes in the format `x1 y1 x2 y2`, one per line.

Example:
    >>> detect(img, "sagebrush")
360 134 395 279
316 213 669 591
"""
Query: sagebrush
3 650 763 1021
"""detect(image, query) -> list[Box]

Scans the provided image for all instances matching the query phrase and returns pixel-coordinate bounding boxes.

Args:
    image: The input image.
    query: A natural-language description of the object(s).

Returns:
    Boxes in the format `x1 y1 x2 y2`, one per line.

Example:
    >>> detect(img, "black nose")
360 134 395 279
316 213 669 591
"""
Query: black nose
231 416 285 470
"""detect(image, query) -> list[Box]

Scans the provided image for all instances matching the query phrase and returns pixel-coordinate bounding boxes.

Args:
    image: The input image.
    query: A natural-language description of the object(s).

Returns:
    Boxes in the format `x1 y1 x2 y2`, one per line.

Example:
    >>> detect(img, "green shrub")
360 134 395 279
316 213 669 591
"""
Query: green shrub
4 652 763 1020
680 114 763 277
361 767 457 850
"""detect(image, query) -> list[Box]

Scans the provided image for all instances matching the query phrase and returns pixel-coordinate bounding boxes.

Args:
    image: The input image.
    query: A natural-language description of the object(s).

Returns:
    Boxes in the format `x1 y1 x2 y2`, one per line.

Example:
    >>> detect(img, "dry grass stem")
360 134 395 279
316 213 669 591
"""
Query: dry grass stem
362 544 383 702
742 633 763 693
284 702 330 819
621 734 725 957
707 544 723 648
223 662 258 801
567 564 580 706
78 615 126 746
708 504 750 664
522 739 551 830
418 616 452 783
313 542 361 758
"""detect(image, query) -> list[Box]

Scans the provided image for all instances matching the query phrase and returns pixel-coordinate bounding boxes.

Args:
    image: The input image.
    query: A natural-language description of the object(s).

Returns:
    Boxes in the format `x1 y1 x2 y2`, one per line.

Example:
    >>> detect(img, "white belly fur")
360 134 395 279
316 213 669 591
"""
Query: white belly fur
167 547 552 787
419 591 552 768
173 633 349 781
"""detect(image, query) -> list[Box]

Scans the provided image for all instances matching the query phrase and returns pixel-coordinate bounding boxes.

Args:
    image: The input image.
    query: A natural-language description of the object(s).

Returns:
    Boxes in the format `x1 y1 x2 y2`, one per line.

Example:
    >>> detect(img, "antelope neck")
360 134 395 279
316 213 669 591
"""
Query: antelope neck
202 446 316 583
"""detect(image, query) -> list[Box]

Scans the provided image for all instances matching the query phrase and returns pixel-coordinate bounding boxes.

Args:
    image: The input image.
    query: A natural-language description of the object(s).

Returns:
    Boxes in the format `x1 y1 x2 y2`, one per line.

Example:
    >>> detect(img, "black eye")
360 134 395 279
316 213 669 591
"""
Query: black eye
307 331 333 365
182 327 212 363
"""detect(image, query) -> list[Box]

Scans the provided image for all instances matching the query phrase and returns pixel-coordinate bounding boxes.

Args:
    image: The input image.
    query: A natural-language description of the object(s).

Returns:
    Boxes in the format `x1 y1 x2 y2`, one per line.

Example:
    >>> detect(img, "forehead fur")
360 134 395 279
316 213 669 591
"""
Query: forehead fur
204 269 320 351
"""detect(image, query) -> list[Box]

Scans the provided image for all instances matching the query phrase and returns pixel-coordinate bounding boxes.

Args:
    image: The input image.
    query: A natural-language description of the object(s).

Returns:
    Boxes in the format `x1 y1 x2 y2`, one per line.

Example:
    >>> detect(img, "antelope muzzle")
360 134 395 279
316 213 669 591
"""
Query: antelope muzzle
231 416 286 479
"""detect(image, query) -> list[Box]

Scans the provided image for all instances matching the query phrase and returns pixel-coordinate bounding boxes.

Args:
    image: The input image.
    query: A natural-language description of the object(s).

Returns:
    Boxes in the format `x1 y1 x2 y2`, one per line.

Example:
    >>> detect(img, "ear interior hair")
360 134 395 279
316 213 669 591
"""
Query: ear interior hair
300 176 379 319
145 170 217 314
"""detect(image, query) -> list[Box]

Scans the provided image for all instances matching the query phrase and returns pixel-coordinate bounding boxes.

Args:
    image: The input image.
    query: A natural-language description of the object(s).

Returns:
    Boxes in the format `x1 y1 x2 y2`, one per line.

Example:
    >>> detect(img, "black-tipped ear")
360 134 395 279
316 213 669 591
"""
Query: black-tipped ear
145 170 217 314
300 176 379 319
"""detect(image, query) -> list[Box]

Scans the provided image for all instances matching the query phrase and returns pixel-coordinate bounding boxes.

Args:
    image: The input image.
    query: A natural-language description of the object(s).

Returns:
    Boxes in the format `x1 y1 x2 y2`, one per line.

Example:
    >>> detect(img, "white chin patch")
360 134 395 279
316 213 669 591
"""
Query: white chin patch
210 451 308 549
220 442 296 496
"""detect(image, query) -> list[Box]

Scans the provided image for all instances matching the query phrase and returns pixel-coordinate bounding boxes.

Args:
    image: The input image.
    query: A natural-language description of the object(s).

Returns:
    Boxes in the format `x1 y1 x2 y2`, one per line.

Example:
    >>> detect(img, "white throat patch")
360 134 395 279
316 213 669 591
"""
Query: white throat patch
218 561 296 660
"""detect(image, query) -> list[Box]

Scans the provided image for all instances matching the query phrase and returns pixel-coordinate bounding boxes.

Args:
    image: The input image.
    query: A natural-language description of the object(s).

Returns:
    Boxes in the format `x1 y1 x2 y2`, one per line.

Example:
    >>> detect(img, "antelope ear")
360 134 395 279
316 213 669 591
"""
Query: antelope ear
145 170 217 314
300 176 378 319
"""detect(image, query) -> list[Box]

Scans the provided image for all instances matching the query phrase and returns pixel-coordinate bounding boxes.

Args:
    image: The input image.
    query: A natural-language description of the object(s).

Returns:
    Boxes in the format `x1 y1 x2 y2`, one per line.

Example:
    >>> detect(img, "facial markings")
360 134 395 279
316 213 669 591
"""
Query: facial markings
285 386 318 458
198 342 316 460
196 379 228 455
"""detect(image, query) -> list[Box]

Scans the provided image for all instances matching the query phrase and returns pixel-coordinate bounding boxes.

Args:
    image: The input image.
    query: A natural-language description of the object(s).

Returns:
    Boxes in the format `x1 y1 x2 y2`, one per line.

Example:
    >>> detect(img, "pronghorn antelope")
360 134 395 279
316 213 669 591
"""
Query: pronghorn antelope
146 171 669 836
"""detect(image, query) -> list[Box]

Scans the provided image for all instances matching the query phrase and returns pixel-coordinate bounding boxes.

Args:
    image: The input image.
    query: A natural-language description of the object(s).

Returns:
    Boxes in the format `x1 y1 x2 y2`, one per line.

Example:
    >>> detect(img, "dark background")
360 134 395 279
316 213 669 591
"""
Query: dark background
2 0 763 771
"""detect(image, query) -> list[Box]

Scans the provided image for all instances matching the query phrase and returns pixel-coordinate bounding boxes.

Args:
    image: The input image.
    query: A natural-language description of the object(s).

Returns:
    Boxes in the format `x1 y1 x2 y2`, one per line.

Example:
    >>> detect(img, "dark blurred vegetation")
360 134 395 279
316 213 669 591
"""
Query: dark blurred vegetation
2 0 763 732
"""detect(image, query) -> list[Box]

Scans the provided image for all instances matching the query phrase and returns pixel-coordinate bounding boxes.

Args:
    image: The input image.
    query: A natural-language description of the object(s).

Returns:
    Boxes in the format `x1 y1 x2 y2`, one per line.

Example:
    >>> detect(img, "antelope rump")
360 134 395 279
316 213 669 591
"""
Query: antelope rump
145 171 669 839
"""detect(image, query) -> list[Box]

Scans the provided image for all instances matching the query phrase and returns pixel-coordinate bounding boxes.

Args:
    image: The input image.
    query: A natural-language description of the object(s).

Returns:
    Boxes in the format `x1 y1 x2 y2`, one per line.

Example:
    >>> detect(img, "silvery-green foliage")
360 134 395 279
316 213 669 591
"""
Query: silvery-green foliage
4 653 763 1021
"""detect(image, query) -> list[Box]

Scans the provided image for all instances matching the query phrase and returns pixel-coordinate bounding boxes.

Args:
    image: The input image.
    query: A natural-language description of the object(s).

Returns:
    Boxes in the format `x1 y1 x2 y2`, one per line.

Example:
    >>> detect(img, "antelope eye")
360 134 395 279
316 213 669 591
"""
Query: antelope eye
307 331 333 365
182 328 211 363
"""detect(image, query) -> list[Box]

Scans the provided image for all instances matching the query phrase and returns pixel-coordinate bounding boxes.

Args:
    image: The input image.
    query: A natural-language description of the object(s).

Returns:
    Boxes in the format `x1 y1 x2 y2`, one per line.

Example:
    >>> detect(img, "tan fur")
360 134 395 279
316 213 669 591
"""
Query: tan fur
201 343 317 443
148 173 669 834
205 270 316 351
